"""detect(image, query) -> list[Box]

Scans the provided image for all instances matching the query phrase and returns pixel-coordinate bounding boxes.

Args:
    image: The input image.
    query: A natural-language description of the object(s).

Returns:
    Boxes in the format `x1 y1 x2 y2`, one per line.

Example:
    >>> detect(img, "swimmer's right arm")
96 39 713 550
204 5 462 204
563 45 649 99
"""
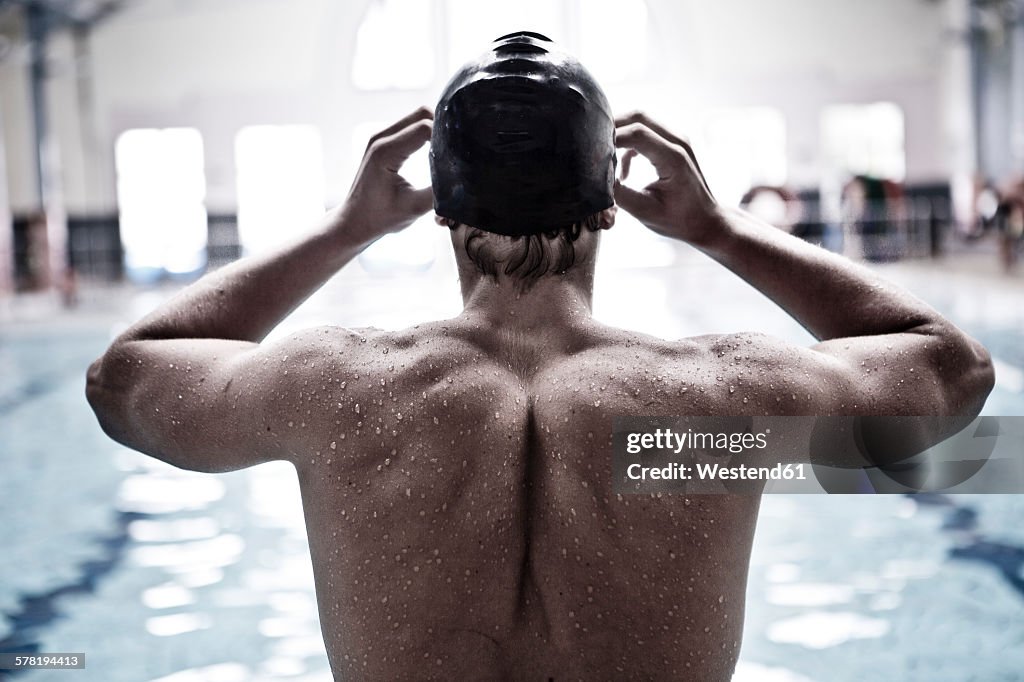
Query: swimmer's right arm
613 112 994 419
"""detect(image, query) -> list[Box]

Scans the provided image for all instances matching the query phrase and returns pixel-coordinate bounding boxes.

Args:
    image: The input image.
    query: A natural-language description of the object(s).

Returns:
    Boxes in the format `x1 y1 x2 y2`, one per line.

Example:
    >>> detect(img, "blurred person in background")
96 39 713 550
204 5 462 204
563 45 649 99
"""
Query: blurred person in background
995 177 1024 272
738 185 802 234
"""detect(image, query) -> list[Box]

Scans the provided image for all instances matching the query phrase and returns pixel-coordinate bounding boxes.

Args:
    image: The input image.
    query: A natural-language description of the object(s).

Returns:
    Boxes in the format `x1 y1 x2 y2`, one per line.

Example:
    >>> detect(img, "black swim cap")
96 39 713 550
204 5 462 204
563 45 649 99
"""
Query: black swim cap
430 31 616 237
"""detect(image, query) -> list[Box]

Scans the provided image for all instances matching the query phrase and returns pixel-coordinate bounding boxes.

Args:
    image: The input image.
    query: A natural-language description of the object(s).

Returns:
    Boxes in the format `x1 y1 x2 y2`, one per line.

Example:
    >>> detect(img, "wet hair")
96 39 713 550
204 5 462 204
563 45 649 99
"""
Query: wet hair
446 213 602 283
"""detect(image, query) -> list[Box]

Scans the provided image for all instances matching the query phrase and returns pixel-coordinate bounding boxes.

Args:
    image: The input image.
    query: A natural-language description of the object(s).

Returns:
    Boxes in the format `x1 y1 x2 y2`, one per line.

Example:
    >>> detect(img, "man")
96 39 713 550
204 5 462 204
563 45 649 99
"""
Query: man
87 32 993 681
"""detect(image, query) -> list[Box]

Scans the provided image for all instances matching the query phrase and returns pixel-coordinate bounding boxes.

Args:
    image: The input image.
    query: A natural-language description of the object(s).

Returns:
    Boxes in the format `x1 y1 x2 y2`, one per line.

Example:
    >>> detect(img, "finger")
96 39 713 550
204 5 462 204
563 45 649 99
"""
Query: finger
620 149 638 182
615 111 712 193
615 111 688 148
366 106 433 149
615 123 682 177
675 139 713 197
613 179 653 220
373 120 433 170
407 185 434 216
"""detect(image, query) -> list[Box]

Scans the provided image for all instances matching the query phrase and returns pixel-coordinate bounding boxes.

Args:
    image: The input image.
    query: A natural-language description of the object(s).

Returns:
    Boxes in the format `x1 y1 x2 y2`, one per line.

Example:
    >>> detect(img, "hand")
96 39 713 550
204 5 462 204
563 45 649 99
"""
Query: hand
614 112 723 247
336 107 434 244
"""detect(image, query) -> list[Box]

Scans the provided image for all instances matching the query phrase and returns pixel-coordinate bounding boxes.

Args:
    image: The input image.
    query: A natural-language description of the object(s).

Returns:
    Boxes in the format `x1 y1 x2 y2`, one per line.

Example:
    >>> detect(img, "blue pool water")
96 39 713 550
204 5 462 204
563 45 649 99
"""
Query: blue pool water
1 253 1023 681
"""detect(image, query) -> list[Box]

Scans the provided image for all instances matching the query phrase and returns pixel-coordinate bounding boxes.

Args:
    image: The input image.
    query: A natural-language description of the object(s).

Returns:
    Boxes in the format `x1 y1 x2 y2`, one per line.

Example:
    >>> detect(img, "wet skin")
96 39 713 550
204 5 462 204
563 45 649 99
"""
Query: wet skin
86 110 993 681
288 321 764 680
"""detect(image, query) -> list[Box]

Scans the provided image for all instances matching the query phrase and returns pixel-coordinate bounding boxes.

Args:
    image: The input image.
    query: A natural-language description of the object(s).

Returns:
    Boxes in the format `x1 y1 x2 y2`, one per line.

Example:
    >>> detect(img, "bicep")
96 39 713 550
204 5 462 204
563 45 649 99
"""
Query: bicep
92 336 299 472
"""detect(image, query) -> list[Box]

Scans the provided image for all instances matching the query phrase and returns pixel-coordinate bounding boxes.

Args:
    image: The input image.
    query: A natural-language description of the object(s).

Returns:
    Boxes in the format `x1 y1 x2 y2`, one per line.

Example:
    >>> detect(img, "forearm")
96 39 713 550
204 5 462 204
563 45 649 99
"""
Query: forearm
117 207 370 344
700 207 941 341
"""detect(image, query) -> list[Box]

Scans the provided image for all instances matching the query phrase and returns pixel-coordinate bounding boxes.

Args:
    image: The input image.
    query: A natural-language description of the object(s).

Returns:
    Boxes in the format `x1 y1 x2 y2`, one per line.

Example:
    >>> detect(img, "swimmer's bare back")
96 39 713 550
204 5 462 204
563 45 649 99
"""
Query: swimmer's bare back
87 109 994 681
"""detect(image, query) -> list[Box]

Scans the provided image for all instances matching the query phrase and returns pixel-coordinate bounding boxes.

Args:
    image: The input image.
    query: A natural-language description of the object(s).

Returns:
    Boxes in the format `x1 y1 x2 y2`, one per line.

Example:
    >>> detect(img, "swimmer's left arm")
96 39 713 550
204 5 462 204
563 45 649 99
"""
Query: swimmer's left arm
86 109 433 471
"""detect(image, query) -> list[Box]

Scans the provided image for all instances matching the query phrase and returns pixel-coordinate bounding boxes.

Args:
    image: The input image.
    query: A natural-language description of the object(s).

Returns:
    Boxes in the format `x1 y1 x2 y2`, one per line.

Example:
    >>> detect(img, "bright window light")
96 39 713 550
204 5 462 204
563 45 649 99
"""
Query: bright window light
445 0 565 73
700 107 788 207
352 0 435 90
821 102 905 181
235 125 326 255
579 0 649 84
115 128 207 276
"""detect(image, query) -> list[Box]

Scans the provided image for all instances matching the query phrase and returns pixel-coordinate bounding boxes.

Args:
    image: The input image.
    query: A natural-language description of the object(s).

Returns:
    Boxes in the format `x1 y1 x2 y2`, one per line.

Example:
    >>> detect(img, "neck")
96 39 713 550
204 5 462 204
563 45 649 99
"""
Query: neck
458 268 596 332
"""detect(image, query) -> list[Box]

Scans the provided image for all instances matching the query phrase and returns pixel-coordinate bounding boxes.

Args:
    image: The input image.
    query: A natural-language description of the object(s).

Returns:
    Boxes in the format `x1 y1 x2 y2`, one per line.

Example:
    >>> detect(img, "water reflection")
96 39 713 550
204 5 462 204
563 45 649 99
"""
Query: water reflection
118 473 226 515
145 612 212 637
767 611 890 649
129 535 245 570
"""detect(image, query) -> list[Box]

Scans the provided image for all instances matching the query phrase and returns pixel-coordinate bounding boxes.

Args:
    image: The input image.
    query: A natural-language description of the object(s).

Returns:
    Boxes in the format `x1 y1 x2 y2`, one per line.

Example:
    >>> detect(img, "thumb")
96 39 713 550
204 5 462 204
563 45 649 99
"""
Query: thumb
407 185 434 216
614 179 653 221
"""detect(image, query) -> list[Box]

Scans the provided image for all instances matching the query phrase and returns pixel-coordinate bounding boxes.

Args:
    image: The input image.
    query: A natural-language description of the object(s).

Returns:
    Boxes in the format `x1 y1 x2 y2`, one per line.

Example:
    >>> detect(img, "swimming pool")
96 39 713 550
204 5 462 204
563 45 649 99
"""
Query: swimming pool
2 256 1022 681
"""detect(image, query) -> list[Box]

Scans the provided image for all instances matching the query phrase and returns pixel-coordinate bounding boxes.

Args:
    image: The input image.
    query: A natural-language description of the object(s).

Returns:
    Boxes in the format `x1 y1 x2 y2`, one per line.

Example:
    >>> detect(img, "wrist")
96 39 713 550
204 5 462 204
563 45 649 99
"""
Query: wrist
687 205 736 253
323 205 381 254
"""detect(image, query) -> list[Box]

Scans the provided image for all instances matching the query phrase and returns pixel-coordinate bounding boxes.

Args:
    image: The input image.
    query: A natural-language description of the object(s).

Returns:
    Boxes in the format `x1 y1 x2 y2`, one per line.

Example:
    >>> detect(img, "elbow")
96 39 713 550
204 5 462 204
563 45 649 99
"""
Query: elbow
968 339 996 409
85 356 105 409
85 353 130 444
945 335 995 417
915 322 995 417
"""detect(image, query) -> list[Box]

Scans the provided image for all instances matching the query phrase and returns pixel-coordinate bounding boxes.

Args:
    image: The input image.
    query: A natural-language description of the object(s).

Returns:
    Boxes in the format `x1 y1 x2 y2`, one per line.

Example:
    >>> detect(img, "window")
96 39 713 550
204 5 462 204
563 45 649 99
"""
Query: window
115 128 207 277
235 125 325 255
821 102 905 181
700 107 788 207
352 0 436 90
